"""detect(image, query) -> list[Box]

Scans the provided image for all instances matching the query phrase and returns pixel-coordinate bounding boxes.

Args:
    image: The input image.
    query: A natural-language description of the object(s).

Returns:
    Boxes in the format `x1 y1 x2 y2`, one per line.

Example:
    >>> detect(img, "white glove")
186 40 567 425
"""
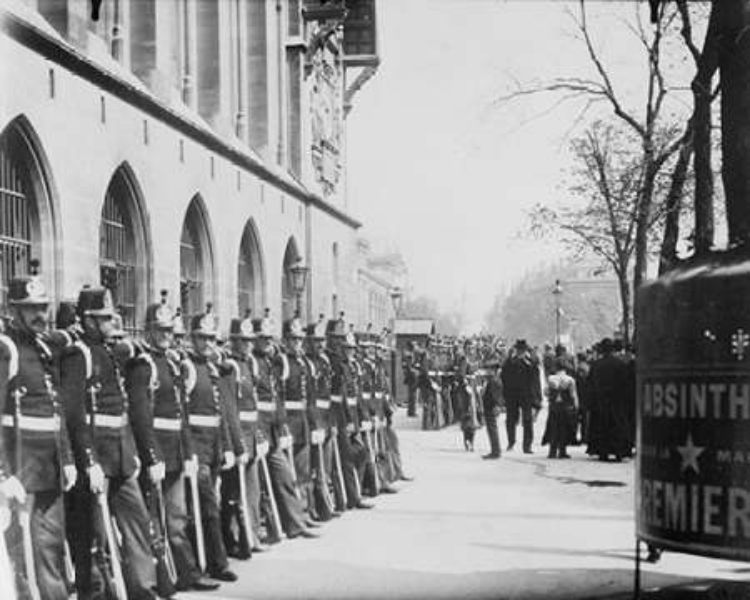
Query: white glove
149 461 166 484
63 464 77 492
183 455 199 478
346 423 355 434
0 476 26 504
87 463 105 495
239 452 251 466
222 451 236 470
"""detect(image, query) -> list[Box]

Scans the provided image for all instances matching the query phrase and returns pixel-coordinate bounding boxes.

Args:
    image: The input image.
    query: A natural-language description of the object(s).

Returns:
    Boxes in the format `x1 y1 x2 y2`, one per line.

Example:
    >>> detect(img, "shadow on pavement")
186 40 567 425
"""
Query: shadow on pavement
195 560 706 600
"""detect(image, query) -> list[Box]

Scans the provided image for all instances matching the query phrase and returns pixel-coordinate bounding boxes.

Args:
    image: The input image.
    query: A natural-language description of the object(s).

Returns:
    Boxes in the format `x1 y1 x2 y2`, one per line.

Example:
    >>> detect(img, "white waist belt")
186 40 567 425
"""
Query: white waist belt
316 399 330 409
346 397 358 407
330 395 343 404
89 413 128 428
362 392 372 400
285 401 304 411
257 401 276 412
188 414 220 428
374 392 384 399
240 410 258 423
153 417 182 431
2 414 60 432
256 440 270 457
360 421 372 432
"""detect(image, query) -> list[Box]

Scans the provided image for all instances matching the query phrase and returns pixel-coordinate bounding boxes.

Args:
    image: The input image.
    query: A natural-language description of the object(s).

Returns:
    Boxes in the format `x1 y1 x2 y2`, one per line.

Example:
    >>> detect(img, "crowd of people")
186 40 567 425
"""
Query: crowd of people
0 263 411 600
400 334 636 463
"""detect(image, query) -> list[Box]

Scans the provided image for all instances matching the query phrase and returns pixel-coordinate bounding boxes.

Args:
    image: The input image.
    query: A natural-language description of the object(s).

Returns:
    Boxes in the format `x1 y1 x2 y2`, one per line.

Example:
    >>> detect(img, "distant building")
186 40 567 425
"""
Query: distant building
0 0 379 334
354 237 407 331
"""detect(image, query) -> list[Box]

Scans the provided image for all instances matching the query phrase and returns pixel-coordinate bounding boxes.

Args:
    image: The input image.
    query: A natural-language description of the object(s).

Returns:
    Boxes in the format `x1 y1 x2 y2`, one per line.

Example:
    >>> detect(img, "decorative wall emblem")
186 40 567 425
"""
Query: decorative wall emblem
308 29 343 197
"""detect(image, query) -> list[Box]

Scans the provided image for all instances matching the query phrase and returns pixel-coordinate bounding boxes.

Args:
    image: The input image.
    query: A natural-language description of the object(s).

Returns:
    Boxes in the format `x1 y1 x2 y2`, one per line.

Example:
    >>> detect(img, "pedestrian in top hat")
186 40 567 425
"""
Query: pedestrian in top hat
500 339 543 454
0 262 77 600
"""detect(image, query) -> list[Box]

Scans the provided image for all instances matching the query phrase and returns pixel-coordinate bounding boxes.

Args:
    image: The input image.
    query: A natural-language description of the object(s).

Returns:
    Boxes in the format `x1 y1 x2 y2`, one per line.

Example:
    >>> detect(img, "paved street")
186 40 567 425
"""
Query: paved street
188 410 749 600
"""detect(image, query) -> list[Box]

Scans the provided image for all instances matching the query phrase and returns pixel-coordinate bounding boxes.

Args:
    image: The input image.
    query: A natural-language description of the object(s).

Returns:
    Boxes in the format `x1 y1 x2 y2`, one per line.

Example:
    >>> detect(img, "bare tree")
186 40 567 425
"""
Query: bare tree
529 121 672 343
498 1 695 293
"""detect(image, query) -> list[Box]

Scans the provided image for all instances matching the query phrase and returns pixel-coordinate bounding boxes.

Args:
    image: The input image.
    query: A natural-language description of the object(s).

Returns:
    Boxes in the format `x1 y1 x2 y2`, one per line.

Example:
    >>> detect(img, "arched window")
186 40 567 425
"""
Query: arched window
99 167 149 334
0 119 55 312
281 238 300 322
238 220 264 316
180 197 214 326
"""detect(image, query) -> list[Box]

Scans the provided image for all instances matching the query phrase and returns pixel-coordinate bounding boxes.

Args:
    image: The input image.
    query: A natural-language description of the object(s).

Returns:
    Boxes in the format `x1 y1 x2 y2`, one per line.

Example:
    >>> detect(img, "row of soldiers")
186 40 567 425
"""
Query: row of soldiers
0 263 410 600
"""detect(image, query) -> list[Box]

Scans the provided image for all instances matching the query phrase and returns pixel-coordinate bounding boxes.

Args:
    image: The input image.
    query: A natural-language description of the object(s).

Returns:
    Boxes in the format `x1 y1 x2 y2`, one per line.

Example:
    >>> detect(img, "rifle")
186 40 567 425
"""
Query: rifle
236 460 254 556
311 428 334 517
150 480 177 596
88 382 128 600
361 423 380 493
186 466 206 573
279 428 300 500
330 431 347 511
13 385 40 600
256 441 282 542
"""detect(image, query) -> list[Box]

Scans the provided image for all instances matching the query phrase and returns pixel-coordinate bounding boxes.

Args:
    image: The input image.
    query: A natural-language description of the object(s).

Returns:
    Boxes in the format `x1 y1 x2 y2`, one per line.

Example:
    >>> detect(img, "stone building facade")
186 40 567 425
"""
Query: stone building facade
0 0 378 335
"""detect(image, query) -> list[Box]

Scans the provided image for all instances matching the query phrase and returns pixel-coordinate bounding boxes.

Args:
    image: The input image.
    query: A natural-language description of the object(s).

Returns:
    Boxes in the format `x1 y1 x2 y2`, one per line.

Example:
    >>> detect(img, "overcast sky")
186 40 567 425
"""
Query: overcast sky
346 0 695 332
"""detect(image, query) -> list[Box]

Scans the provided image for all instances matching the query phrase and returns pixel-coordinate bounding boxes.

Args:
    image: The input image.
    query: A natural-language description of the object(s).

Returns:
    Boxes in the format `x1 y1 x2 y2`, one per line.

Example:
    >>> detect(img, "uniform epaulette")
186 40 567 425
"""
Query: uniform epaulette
277 353 290 381
134 350 159 390
304 356 317 379
180 358 198 394
0 333 19 381
72 340 93 381
223 358 241 383
247 354 260 379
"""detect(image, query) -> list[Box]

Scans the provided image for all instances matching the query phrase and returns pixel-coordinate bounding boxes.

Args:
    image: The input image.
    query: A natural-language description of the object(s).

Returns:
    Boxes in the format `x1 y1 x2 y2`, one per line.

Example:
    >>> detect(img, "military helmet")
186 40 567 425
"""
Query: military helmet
306 314 327 340
8 260 50 306
190 303 217 337
325 311 347 338
172 307 186 337
77 285 115 318
252 308 275 338
282 311 305 339
56 300 79 331
230 309 255 340
145 290 175 331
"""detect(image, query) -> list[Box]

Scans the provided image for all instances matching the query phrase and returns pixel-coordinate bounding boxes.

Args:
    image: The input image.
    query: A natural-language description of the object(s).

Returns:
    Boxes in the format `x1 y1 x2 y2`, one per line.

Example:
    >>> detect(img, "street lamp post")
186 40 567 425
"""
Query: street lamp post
290 259 309 317
390 286 404 318
552 279 563 346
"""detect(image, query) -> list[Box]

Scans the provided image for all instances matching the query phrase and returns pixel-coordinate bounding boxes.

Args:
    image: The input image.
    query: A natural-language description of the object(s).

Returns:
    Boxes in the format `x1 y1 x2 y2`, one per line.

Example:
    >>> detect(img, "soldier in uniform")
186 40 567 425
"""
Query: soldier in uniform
61 286 157 599
251 310 317 539
130 292 218 592
219 310 269 556
326 314 372 510
304 315 339 519
402 342 419 417
0 266 76 600
181 305 237 581
279 312 320 527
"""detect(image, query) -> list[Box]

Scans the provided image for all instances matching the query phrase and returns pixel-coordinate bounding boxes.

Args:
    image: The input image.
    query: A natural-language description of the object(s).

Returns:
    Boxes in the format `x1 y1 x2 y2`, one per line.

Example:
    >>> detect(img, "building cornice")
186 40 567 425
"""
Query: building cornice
1 9 362 230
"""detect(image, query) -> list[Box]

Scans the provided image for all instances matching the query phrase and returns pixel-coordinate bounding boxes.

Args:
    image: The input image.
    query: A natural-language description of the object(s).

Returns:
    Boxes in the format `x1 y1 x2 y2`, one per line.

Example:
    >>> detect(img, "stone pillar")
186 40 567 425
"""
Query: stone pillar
195 0 232 134
234 0 249 141
247 0 269 153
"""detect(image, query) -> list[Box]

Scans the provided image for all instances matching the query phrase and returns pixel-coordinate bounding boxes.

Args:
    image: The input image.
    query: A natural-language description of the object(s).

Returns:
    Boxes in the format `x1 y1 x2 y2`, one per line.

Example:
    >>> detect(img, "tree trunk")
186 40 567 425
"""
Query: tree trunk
659 135 693 275
719 1 750 246
693 84 714 253
617 267 632 345
633 160 656 291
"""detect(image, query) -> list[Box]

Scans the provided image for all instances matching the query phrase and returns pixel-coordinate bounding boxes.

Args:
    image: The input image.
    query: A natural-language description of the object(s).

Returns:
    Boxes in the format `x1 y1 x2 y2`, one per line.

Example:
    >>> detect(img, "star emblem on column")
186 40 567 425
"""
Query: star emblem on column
676 432 705 475
732 329 749 361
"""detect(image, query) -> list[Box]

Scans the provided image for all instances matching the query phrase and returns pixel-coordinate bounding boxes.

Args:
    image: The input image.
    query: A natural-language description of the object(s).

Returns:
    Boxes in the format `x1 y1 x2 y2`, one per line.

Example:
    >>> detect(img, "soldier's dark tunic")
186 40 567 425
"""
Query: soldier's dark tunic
218 354 263 552
280 352 312 514
182 352 231 576
0 328 73 600
304 351 335 520
253 350 307 537
330 354 367 508
128 346 203 589
61 337 157 600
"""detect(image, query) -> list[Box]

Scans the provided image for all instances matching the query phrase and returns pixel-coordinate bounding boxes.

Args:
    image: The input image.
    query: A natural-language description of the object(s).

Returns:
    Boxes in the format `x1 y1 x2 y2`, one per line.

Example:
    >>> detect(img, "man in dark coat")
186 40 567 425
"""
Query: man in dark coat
481 359 503 459
586 338 631 461
500 340 542 454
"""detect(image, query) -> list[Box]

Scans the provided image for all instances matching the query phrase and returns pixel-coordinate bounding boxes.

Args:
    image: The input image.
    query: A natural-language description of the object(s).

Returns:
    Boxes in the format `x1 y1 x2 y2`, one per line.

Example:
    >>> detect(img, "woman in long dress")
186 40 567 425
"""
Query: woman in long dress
543 358 579 459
